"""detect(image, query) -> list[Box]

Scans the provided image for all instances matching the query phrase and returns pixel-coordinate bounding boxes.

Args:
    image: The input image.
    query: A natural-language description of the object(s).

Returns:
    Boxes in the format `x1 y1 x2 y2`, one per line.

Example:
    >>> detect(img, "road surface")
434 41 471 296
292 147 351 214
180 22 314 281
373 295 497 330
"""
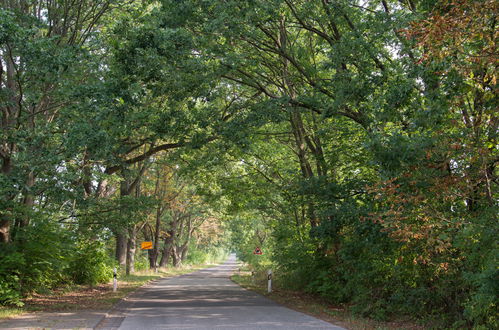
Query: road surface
98 254 344 329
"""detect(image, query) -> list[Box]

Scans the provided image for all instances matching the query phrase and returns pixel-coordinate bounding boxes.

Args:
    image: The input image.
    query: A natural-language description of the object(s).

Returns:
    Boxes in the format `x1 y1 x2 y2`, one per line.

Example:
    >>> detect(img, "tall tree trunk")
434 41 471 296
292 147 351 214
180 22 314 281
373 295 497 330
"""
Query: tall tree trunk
0 46 18 244
116 178 131 266
0 219 9 243
172 245 182 268
159 233 174 267
0 152 11 174
126 226 137 275
142 223 156 269
159 246 171 267
180 243 189 263
150 204 162 269
0 153 11 243
116 166 145 267
0 157 12 243
115 231 128 267
20 171 35 227
279 18 318 228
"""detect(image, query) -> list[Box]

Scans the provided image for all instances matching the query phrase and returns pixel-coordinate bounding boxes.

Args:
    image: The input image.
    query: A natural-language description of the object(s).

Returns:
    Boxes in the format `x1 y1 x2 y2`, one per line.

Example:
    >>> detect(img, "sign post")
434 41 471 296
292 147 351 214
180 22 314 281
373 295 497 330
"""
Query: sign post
267 269 272 293
113 267 118 292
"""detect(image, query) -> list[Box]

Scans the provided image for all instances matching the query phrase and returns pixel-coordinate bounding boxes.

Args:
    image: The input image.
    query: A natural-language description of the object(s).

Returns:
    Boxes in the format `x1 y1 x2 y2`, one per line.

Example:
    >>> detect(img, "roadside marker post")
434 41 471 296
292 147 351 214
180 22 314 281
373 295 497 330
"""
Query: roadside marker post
113 267 118 292
267 269 272 293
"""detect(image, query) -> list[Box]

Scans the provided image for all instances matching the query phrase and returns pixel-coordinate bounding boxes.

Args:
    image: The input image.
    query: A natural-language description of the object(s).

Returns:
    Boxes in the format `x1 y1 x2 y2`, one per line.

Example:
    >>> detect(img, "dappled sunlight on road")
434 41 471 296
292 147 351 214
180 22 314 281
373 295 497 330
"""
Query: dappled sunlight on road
105 254 343 330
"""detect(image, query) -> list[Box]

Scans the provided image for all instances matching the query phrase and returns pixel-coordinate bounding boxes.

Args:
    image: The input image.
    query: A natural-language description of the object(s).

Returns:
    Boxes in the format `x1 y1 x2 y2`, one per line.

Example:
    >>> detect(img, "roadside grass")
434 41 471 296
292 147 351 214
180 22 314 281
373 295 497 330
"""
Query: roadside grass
231 273 424 330
0 307 23 319
0 263 217 320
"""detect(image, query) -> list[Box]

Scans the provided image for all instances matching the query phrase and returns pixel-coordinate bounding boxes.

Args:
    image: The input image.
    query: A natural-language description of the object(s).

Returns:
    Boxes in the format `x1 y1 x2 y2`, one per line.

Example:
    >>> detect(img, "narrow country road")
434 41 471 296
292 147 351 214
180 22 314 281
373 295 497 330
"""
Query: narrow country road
98 255 344 330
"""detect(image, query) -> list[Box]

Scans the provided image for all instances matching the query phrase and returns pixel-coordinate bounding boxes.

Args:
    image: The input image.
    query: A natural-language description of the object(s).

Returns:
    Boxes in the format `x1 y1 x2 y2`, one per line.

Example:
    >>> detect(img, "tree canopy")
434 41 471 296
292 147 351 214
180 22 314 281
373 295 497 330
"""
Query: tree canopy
1 0 497 327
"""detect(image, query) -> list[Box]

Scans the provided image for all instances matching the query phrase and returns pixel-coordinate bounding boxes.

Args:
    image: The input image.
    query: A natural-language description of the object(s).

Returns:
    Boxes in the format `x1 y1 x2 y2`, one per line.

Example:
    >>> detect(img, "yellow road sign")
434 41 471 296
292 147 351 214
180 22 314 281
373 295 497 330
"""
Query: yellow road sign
141 241 153 250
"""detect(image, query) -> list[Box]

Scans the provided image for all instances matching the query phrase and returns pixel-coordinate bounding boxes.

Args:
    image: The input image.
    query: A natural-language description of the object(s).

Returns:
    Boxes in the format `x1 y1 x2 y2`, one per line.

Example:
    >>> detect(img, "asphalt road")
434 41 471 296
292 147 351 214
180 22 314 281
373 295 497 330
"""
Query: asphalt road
98 255 344 330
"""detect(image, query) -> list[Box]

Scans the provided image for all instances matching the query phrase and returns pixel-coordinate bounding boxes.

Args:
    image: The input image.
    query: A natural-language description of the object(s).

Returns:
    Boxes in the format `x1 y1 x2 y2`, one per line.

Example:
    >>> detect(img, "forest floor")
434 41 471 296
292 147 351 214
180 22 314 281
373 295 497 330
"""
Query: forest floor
0 263 216 320
231 272 426 330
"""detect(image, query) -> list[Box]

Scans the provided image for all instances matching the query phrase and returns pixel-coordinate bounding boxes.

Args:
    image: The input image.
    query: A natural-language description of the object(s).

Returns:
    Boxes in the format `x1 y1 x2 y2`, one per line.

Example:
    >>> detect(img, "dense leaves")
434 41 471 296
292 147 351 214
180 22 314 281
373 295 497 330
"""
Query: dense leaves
1 0 497 327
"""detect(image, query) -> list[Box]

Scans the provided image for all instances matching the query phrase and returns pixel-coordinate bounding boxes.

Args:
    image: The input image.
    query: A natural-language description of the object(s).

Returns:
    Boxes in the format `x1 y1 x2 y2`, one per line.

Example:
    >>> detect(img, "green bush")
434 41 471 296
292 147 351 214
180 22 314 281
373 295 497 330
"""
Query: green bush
186 245 229 265
462 233 498 328
133 254 150 271
68 241 113 285
16 219 73 293
185 248 208 265
0 247 24 306
0 218 74 305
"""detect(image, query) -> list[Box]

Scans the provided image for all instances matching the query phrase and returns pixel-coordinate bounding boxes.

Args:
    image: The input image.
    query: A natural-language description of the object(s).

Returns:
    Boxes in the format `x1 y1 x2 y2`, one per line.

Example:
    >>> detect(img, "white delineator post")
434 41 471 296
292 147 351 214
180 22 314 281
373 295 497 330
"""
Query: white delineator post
267 269 272 293
113 267 118 292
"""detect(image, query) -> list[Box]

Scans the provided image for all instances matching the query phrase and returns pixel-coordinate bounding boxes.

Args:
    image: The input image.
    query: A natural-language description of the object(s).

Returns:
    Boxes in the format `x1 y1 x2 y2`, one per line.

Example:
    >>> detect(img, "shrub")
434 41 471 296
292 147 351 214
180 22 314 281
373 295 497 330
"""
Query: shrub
0 247 24 306
133 254 150 271
16 219 72 293
68 241 113 285
185 248 208 265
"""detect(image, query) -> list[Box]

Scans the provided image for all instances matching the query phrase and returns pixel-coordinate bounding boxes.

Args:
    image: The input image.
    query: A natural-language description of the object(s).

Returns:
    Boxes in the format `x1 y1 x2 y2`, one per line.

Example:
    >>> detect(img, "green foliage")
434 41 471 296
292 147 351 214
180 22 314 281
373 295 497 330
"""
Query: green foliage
459 210 499 328
0 217 115 304
15 219 73 293
133 255 150 272
0 246 24 306
0 1 496 328
68 241 113 286
185 245 229 265
184 248 207 265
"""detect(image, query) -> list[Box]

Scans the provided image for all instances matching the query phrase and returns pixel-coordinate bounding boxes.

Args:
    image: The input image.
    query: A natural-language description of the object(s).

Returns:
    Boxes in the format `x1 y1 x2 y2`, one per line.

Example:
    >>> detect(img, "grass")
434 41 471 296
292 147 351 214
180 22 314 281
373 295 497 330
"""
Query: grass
231 272 424 330
0 307 23 319
0 263 217 320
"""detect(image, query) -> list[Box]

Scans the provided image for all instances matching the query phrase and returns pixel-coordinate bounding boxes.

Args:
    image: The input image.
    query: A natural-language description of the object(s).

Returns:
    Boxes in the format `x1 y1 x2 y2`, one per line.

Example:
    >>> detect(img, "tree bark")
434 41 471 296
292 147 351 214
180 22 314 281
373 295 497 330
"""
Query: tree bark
126 226 137 275
20 171 35 227
116 178 131 266
115 231 128 267
180 243 189 263
159 233 174 267
279 19 319 228
150 209 162 268
0 219 9 243
159 246 171 267
0 154 12 243
172 245 182 268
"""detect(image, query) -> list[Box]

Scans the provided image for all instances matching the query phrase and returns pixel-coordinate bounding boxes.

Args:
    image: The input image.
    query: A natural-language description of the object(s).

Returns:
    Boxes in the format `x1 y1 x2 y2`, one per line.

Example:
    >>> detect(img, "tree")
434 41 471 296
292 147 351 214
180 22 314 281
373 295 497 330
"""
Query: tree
0 1 120 242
